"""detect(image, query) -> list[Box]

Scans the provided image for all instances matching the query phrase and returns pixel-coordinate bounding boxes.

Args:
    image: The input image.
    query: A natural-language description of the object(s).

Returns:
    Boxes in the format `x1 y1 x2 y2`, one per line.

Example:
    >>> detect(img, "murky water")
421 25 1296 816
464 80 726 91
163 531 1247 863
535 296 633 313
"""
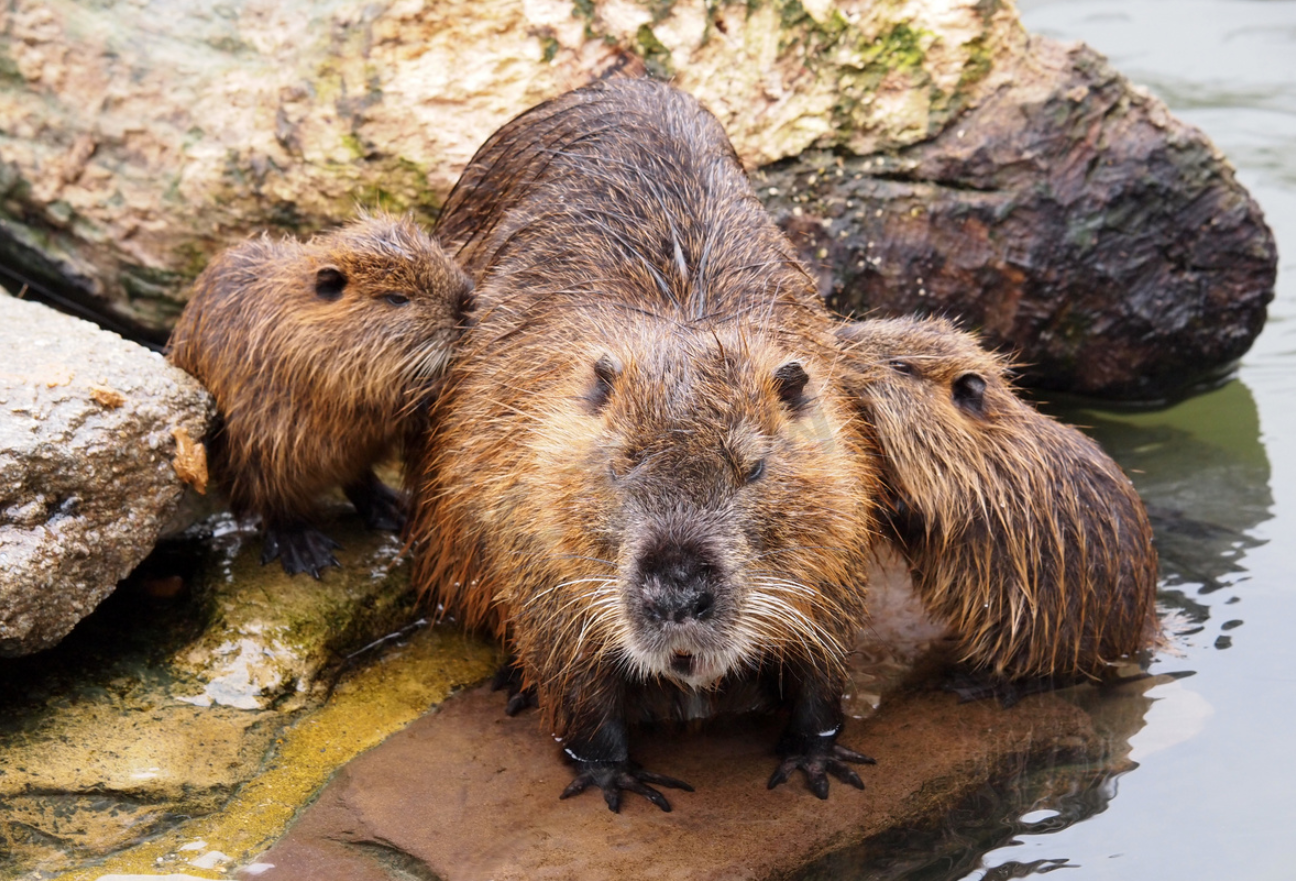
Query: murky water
821 1 1296 878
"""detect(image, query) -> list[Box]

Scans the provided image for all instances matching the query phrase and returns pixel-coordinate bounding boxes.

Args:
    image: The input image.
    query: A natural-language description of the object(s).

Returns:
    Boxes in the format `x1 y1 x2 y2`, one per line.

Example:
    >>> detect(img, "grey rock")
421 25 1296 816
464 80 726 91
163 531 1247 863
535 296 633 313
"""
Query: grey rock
0 291 213 656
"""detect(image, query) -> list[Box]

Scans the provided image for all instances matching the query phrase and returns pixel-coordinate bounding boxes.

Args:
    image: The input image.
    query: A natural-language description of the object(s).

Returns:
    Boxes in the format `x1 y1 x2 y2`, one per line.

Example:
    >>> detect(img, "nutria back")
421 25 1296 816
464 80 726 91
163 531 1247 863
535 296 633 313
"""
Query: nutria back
836 316 1160 681
412 77 879 807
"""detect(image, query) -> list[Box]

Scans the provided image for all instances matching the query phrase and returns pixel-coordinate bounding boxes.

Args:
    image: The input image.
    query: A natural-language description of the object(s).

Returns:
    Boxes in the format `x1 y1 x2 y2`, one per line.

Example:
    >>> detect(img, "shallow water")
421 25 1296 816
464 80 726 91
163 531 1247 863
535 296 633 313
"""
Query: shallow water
831 1 1296 878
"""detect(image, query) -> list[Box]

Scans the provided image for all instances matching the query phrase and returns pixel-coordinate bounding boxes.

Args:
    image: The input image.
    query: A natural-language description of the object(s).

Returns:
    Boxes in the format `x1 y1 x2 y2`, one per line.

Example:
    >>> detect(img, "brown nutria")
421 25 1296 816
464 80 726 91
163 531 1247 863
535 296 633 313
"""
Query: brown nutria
411 77 880 811
167 212 472 578
834 316 1160 689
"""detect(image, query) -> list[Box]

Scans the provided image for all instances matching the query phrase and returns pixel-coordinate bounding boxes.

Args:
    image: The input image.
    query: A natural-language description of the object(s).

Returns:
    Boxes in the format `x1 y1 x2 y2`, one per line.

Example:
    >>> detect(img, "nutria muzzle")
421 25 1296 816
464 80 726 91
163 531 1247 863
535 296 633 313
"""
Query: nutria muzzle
624 515 737 686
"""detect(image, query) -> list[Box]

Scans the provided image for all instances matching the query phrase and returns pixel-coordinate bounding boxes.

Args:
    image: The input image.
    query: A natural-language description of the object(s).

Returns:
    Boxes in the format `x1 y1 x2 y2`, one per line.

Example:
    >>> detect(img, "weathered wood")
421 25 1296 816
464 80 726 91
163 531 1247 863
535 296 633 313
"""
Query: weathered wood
0 0 1275 397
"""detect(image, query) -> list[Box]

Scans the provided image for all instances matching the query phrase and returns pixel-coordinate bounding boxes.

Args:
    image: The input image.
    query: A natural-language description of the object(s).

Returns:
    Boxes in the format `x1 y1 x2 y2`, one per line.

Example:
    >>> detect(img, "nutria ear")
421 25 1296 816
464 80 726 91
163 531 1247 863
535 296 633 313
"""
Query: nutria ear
315 266 347 301
952 373 988 416
455 278 475 318
585 353 622 414
774 362 810 412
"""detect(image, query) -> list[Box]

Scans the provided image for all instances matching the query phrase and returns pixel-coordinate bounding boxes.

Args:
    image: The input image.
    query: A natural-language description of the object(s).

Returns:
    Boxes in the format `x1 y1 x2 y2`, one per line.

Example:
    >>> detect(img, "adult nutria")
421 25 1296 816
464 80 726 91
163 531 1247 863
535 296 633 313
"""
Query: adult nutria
411 77 880 811
168 213 472 578
834 317 1160 688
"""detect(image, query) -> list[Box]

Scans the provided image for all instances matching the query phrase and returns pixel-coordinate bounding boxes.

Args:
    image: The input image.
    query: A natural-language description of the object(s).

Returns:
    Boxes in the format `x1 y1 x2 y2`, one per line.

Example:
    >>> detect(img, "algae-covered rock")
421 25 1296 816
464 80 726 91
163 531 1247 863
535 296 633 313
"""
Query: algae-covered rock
0 290 214 656
171 512 420 710
760 36 1274 400
0 513 497 879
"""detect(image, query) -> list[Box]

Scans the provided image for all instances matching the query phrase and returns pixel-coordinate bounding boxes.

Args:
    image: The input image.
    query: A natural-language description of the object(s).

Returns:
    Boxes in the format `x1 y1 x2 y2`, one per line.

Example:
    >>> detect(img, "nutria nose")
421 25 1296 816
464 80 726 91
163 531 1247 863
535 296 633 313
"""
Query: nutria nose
643 588 715 624
636 540 719 624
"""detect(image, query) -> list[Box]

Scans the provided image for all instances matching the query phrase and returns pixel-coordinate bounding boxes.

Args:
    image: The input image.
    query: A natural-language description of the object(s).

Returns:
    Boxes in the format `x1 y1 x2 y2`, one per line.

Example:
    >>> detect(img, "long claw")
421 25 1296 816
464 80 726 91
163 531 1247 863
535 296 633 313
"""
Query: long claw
768 742 872 799
559 760 692 812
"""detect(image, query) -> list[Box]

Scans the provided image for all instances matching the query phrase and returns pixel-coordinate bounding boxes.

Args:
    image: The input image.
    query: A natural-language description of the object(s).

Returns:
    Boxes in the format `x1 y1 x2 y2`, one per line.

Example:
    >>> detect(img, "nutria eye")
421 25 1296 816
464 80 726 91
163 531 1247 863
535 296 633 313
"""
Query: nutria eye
889 359 915 376
745 459 766 483
384 293 410 306
315 266 347 301
953 372 988 415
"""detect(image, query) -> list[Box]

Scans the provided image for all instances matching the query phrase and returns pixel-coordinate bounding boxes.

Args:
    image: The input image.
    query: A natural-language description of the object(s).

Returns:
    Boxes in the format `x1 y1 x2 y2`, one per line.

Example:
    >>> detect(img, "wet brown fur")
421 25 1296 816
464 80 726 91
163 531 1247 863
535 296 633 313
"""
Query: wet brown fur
167 213 471 532
412 79 879 738
835 317 1160 681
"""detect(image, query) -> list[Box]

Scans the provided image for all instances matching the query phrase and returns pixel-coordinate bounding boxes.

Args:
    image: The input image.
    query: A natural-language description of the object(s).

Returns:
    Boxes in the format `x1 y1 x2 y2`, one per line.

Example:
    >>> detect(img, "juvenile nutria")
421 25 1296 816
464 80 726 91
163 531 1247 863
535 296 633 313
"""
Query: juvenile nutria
834 317 1160 689
168 213 472 577
412 77 880 811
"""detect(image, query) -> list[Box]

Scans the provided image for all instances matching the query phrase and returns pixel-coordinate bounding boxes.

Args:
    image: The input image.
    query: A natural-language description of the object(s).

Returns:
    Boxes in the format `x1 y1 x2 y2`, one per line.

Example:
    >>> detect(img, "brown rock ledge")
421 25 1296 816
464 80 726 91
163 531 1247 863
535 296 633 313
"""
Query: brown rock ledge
245 682 1096 881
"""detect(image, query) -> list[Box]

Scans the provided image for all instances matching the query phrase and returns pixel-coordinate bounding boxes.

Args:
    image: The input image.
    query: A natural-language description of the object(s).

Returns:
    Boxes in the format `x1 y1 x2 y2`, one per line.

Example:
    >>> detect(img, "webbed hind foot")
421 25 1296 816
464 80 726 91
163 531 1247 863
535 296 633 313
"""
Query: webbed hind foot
262 524 342 579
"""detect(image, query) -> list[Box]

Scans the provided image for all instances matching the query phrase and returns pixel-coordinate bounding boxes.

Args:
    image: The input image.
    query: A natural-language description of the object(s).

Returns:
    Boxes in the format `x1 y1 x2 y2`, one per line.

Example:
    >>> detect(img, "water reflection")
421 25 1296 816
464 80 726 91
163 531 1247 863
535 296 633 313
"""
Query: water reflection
793 679 1157 880
1060 379 1273 619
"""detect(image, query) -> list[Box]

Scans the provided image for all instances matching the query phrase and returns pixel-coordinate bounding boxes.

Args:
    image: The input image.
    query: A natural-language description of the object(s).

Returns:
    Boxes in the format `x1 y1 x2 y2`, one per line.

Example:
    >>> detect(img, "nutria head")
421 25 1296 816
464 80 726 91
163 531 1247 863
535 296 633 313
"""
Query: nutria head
265 213 474 406
167 212 472 522
835 316 1159 679
170 213 472 418
556 329 873 690
419 316 877 705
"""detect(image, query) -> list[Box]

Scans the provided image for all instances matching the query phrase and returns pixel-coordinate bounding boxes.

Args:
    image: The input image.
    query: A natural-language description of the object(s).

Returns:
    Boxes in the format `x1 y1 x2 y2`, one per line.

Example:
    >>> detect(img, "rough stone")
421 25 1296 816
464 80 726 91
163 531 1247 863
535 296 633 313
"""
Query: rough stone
240 680 1100 881
0 512 497 880
171 507 433 711
760 36 1275 400
0 290 214 656
0 1 1274 396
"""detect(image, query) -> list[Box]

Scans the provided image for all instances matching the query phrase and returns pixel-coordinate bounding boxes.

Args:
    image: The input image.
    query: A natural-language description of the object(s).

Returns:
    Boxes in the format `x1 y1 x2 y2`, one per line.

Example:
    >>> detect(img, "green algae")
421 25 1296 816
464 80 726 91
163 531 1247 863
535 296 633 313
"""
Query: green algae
636 24 674 79
53 625 496 881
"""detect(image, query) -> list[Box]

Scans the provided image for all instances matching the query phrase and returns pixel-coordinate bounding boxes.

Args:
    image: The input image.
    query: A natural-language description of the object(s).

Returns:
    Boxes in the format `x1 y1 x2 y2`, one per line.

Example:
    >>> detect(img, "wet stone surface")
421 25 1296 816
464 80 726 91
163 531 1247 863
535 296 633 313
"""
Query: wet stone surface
0 291 214 656
235 559 1159 881
241 679 1103 881
0 509 497 880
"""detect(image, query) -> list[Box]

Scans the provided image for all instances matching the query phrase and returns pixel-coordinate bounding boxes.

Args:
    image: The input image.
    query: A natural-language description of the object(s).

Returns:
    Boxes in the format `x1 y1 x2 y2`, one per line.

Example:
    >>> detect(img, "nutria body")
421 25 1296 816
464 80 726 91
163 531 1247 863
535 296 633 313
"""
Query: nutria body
413 78 879 810
835 317 1160 685
168 213 472 577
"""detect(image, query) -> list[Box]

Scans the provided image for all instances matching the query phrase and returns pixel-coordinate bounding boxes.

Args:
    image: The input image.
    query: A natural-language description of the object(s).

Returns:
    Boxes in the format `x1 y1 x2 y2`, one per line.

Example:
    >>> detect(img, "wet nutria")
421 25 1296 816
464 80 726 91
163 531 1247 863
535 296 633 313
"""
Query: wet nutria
834 317 1160 688
167 213 473 578
411 77 880 811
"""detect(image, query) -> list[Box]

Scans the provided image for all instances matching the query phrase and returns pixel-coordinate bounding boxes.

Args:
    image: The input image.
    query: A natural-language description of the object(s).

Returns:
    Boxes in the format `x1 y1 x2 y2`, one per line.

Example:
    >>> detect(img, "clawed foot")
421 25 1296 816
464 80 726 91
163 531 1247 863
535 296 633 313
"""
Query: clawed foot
560 759 694 813
768 741 874 800
490 660 538 716
262 525 341 579
343 472 406 533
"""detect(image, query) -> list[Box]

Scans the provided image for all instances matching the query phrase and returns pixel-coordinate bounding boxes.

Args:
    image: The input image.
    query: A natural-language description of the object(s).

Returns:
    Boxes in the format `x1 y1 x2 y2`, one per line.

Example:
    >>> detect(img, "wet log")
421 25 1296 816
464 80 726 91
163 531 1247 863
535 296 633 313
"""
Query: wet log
0 0 1275 398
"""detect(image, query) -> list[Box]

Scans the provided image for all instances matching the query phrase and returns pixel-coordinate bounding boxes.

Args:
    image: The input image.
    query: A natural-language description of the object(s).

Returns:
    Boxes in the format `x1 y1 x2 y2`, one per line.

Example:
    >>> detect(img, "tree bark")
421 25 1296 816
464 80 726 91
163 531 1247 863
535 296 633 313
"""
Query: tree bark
0 0 1275 398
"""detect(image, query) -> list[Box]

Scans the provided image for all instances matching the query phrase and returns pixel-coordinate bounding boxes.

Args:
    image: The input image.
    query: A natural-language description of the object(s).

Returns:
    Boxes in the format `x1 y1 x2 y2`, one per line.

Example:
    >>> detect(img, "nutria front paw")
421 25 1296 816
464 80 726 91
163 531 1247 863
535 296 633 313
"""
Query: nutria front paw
490 659 538 716
767 741 874 799
559 759 694 813
262 526 342 579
